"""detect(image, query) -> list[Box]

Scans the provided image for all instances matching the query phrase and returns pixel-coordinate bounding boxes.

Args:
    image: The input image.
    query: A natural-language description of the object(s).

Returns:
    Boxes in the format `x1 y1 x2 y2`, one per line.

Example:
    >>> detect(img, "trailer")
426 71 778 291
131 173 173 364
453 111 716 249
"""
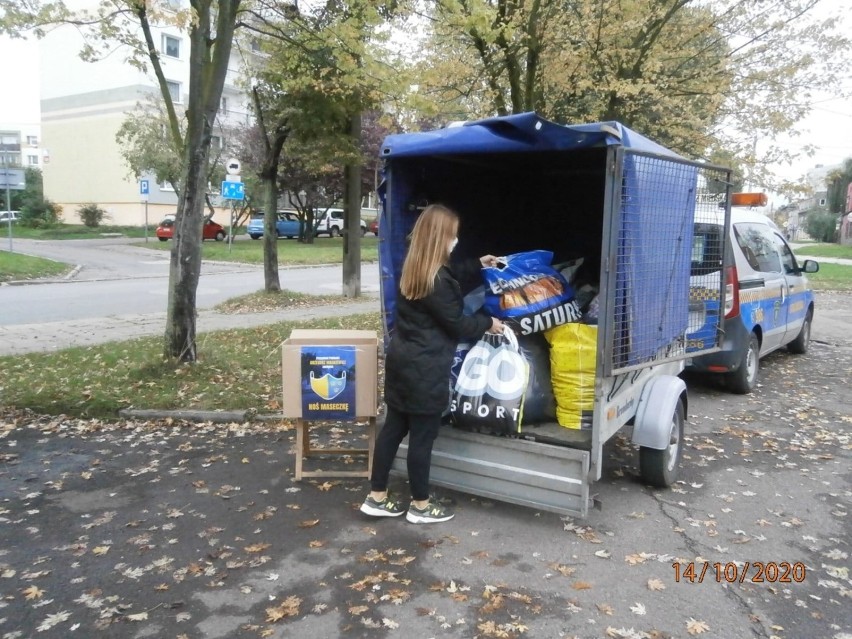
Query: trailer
377 113 731 517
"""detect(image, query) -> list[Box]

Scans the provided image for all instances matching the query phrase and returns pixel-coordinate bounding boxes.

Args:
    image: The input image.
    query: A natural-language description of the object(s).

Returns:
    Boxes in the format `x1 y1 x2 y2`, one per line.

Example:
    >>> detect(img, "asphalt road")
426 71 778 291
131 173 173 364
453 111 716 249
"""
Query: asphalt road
0 237 380 326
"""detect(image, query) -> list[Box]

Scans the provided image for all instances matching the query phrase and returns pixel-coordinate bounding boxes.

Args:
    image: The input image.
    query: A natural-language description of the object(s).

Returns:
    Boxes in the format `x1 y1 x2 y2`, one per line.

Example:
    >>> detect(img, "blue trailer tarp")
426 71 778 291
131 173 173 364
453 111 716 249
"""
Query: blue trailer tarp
378 112 696 368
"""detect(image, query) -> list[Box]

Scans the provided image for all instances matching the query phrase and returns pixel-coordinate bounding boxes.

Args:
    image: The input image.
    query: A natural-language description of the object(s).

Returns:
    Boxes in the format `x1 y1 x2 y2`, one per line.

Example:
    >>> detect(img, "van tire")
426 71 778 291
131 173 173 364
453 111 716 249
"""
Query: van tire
787 312 811 354
639 400 684 488
330 226 340 237
727 333 759 394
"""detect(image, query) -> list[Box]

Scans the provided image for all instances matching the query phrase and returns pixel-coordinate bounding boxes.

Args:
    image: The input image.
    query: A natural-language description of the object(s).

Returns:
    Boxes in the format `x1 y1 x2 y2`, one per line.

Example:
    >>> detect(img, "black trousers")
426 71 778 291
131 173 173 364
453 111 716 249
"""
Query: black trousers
369 406 442 502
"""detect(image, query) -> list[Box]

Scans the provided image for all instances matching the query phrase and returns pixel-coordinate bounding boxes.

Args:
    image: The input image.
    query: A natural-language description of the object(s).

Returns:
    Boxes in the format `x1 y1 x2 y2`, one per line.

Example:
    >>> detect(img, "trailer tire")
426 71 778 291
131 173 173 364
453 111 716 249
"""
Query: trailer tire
639 399 684 488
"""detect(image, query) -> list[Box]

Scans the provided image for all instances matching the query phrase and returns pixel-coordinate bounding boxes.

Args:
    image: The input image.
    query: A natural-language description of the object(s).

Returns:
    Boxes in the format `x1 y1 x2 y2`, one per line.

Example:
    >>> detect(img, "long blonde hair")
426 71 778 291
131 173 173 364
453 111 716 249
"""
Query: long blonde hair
399 204 459 300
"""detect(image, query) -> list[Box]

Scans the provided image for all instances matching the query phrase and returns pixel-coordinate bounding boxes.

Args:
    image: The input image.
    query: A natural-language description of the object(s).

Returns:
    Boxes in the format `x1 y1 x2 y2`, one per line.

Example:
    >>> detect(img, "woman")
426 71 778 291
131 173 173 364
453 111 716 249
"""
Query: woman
360 204 503 524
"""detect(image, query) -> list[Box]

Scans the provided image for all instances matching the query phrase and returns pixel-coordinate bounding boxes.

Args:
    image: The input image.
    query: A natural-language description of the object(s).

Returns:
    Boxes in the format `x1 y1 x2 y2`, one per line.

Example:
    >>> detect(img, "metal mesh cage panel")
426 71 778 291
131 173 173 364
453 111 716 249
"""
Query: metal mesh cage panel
607 151 730 375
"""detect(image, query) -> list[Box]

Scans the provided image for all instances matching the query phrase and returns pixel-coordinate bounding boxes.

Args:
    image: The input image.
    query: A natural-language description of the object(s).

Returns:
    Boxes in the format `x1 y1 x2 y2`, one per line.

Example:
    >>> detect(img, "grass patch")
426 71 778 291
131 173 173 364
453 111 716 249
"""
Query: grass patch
139 236 378 265
10 224 151 240
794 243 852 260
807 263 852 291
0 250 70 282
0 312 382 419
214 289 346 313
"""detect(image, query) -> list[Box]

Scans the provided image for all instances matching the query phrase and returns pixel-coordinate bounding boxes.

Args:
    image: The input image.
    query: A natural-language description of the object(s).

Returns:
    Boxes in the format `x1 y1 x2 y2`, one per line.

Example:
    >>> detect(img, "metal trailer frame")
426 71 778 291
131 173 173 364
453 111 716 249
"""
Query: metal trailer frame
383 120 732 517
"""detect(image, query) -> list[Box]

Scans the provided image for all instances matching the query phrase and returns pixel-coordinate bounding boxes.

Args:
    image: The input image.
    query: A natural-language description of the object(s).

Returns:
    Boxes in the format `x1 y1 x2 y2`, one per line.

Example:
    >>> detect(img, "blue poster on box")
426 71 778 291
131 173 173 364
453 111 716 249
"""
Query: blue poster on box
300 345 356 419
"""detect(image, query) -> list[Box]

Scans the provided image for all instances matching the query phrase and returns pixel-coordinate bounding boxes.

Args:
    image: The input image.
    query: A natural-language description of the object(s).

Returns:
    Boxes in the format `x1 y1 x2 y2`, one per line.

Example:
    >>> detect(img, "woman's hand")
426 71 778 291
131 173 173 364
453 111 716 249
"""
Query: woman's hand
487 317 504 334
480 254 499 268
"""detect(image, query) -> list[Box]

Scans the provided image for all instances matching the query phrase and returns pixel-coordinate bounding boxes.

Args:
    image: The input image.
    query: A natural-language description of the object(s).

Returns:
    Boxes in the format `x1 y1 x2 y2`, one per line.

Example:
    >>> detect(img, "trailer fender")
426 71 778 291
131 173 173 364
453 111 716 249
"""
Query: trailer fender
631 375 687 450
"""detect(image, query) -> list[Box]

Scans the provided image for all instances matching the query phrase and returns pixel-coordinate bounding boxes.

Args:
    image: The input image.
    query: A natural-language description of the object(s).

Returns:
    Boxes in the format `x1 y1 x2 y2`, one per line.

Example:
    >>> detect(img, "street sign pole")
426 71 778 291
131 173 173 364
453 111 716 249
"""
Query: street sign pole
140 179 150 242
5 175 11 252
228 200 237 253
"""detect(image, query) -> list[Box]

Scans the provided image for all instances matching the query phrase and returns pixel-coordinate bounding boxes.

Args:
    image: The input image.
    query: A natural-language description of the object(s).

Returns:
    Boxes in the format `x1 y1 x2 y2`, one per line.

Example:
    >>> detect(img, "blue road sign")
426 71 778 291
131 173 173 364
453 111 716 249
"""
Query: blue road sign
140 179 149 195
221 181 245 200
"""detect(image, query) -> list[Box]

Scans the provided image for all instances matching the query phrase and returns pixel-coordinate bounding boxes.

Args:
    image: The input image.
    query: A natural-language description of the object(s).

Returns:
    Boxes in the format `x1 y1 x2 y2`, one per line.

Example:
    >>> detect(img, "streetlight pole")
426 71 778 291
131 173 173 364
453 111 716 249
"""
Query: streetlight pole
3 155 13 252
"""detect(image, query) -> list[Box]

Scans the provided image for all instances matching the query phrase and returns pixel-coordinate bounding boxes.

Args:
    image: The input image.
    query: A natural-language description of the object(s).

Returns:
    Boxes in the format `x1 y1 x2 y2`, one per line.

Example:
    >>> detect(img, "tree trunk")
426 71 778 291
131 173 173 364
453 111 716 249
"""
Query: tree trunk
163 0 241 362
342 112 362 298
261 176 281 292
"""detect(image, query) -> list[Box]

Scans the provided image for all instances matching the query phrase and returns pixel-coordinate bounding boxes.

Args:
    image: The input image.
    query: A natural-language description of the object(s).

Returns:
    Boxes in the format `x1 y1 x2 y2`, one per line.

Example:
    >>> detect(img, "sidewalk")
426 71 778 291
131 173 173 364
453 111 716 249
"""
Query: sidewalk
0 298 381 356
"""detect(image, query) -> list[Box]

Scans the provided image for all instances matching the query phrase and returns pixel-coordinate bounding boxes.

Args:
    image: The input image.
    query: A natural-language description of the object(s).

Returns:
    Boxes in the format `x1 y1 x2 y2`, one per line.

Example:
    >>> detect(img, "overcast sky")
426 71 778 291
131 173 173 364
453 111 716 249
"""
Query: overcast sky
2 2 850 183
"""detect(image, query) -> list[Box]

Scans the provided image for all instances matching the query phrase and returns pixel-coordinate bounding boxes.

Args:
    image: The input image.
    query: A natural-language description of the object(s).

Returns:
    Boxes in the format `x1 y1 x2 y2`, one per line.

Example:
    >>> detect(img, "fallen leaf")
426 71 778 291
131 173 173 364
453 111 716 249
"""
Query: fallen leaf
308 540 326 548
126 612 148 621
244 543 271 554
597 603 614 615
630 602 646 615
647 578 666 592
686 617 710 634
572 581 593 590
23 585 45 600
299 519 320 528
92 546 110 556
595 549 611 559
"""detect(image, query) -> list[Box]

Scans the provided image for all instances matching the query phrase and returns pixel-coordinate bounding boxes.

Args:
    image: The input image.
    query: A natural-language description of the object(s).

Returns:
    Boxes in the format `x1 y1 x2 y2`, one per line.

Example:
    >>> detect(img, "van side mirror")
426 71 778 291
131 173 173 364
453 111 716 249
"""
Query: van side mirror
800 259 819 274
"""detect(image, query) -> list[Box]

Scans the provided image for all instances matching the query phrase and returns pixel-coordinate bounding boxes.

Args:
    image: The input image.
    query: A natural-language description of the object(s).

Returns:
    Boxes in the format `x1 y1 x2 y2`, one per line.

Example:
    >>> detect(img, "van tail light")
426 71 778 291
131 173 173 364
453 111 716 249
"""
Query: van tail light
724 265 739 319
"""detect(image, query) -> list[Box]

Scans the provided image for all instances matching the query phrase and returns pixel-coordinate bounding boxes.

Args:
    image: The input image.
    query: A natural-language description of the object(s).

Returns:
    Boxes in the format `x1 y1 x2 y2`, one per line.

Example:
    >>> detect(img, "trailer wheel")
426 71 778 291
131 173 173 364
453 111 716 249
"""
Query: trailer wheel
639 399 684 488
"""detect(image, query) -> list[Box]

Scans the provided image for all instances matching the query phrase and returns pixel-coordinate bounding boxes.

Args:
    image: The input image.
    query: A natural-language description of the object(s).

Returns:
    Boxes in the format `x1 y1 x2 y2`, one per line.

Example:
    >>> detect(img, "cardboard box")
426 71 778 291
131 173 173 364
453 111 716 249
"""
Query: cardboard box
281 329 379 419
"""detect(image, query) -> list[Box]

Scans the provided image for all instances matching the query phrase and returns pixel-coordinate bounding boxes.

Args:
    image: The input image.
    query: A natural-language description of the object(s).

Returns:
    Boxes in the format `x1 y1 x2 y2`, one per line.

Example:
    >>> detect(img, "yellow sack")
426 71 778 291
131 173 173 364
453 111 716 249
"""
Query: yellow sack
544 323 598 429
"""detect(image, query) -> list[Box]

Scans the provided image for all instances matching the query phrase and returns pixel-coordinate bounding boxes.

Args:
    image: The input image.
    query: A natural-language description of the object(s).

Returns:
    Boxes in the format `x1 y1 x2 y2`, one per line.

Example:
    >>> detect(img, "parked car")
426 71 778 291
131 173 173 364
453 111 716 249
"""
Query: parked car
247 210 300 239
368 218 379 236
314 208 367 237
686 206 818 393
155 214 227 242
0 211 20 223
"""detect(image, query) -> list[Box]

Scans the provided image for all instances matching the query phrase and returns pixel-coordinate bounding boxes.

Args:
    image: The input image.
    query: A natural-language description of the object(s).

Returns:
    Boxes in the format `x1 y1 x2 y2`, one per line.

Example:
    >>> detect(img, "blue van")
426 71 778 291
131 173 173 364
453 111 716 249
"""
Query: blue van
686 208 819 393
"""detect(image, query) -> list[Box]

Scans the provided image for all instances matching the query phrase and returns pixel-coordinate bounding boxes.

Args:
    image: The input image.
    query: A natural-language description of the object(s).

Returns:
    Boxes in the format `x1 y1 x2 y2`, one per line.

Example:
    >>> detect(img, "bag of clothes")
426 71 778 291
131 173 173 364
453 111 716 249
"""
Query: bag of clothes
482 250 582 336
450 328 528 435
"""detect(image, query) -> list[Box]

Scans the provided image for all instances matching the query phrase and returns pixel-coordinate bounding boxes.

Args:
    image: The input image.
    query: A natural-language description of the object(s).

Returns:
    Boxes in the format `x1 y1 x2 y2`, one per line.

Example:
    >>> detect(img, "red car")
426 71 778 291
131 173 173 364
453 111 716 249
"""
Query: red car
368 218 379 236
156 215 227 242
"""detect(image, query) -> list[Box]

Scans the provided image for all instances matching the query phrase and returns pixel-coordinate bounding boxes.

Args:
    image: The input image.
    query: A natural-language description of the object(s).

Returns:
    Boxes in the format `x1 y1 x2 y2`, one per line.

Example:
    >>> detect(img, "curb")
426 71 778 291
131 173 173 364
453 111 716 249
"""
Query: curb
118 408 289 424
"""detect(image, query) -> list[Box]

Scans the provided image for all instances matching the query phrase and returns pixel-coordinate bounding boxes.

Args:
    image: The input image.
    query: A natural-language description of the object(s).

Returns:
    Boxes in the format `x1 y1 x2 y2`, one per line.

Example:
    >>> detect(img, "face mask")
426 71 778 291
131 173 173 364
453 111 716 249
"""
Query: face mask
449 237 459 253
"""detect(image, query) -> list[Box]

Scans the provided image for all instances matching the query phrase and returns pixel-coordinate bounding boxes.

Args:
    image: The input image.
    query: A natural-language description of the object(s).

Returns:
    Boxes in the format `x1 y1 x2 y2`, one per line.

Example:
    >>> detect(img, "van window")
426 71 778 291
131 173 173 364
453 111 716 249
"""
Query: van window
691 223 723 276
733 223 782 273
771 232 797 274
331 210 343 220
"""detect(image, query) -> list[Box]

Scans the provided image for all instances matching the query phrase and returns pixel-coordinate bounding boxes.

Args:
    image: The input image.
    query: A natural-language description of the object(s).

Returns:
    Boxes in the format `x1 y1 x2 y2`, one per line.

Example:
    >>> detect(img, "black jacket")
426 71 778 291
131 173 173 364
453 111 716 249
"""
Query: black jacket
384 262 492 415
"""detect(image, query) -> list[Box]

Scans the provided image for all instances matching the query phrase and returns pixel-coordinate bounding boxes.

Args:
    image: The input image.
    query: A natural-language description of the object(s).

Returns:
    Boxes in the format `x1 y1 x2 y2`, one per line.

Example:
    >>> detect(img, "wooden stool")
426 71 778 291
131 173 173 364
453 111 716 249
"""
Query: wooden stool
294 417 376 480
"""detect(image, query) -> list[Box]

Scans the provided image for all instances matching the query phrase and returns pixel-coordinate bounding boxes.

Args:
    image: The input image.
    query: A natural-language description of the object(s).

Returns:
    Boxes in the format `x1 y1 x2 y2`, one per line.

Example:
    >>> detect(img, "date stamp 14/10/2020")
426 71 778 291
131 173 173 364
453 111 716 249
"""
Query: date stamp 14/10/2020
672 561 807 584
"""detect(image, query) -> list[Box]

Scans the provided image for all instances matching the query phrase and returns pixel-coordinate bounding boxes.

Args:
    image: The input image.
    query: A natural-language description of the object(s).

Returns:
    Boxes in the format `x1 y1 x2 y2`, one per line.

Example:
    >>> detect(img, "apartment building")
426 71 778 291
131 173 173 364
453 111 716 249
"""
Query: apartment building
39 0 251 226
0 128 43 171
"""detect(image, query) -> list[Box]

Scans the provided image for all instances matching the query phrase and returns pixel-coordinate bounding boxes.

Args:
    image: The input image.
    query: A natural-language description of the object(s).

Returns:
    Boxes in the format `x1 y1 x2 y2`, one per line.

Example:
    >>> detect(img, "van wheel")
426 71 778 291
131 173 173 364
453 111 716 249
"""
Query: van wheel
639 400 684 488
330 226 340 238
787 312 811 354
727 333 759 394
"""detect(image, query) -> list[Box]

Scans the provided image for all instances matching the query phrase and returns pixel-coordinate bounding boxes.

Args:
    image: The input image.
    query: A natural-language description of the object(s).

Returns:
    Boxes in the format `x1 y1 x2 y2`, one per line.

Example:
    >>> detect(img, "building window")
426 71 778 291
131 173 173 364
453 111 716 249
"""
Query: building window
166 80 182 104
162 34 180 58
27 155 38 166
819 198 826 207
211 135 222 149
250 38 262 53
26 135 38 146
220 97 228 112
